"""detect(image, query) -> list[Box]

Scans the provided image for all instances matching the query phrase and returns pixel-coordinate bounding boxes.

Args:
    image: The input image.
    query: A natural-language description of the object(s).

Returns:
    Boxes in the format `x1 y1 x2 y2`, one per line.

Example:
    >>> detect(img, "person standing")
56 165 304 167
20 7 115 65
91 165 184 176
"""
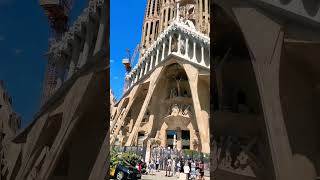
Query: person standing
150 160 155 175
147 161 151 175
156 157 160 171
190 160 196 179
180 159 184 173
176 159 181 178
172 158 176 177
183 160 190 179
166 157 172 176
199 160 205 180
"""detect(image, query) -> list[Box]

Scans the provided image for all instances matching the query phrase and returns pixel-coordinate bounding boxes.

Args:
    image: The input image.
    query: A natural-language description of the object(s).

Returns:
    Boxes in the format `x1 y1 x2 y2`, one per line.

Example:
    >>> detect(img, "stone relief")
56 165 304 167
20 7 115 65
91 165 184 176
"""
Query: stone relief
169 104 192 118
171 104 180 116
212 136 258 177
118 108 126 120
170 88 178 98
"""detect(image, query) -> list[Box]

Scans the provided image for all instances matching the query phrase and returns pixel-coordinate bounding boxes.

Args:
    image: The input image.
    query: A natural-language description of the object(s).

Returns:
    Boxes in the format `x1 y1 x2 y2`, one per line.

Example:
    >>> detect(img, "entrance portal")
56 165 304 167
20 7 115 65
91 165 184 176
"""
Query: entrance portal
181 130 190 149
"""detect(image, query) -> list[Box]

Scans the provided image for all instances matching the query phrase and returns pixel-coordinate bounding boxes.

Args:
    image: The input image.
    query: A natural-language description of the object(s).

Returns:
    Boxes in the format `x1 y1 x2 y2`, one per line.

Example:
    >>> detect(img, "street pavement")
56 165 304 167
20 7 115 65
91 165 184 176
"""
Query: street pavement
141 170 210 180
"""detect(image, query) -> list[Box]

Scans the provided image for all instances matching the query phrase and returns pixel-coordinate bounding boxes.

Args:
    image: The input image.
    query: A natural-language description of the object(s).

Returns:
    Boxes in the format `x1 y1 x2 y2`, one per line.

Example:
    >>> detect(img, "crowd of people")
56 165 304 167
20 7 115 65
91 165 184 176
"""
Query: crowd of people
145 146 206 180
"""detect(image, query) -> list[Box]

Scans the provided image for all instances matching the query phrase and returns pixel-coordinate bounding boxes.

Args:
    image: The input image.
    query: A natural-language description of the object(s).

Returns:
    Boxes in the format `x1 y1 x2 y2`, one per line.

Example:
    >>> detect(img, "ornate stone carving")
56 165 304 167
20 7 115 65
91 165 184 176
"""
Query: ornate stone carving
171 104 180 116
168 104 192 118
170 88 178 98
212 136 258 177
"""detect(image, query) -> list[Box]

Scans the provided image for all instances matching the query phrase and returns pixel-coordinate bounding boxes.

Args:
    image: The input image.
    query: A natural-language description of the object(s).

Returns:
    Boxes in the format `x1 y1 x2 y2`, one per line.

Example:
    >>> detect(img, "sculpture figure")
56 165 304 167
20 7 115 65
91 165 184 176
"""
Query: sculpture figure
170 88 177 98
171 104 180 116
182 104 191 116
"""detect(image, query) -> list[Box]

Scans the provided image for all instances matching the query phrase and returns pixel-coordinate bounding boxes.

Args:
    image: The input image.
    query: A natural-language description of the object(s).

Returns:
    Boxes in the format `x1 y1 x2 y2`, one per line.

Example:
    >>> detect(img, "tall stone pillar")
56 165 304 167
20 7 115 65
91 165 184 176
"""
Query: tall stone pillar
125 67 164 146
182 63 209 153
93 6 106 54
233 7 295 180
176 128 182 150
110 85 140 145
78 21 95 68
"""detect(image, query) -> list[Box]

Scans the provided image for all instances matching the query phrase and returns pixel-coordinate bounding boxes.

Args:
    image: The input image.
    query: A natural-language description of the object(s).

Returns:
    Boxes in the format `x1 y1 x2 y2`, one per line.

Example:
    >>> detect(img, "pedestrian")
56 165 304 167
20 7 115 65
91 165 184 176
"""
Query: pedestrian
151 160 156 175
199 160 205 180
172 158 176 177
156 157 160 171
180 159 184 173
183 160 190 179
190 160 196 179
176 159 181 178
147 161 151 174
166 157 172 176
159 156 163 170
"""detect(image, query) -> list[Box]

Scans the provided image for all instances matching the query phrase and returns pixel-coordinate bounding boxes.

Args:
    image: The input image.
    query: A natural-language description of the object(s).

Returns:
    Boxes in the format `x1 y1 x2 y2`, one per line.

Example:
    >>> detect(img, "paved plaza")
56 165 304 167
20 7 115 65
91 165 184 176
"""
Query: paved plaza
141 170 210 180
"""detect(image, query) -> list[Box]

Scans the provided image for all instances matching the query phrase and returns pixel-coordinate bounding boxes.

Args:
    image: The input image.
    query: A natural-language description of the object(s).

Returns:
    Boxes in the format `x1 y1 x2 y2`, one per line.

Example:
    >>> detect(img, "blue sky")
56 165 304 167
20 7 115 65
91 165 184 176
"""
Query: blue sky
110 0 147 101
0 0 87 127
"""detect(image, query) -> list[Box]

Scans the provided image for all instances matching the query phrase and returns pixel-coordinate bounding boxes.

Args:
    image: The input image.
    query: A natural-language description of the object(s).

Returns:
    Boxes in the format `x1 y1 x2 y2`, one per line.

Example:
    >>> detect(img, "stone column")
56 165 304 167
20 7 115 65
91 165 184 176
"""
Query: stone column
155 49 160 66
125 67 164 146
136 68 141 81
192 41 197 62
145 139 152 163
176 2 180 21
201 45 204 65
159 9 164 32
168 35 172 54
177 33 181 54
149 55 154 71
161 42 166 61
93 6 106 54
144 61 149 75
139 65 144 79
176 128 182 150
134 71 138 83
141 24 147 49
78 21 95 68
233 8 294 180
182 63 210 153
110 85 140 145
185 37 189 58
146 22 151 47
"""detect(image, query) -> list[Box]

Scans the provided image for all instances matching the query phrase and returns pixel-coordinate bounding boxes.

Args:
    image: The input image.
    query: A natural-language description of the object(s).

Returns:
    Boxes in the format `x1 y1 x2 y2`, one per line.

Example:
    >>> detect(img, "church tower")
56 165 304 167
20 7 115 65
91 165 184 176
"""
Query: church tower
139 0 210 60
111 0 210 156
140 0 162 58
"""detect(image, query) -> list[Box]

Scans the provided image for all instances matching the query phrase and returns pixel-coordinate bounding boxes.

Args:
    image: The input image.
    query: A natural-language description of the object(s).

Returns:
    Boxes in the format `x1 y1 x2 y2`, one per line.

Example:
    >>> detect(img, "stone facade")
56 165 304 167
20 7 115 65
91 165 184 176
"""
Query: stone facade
140 0 210 58
0 81 21 180
0 0 108 179
110 0 210 158
212 0 320 180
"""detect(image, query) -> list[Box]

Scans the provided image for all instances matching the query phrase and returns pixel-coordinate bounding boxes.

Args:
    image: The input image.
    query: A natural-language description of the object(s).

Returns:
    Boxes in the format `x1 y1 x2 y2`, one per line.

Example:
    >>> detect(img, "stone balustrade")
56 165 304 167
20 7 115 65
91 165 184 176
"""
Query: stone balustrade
124 20 210 93
45 0 106 95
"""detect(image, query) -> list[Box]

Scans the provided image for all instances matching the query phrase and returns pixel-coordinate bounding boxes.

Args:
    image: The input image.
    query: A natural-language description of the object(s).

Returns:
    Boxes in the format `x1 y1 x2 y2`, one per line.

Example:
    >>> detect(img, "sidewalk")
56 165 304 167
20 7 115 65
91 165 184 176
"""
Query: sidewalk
141 170 210 180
